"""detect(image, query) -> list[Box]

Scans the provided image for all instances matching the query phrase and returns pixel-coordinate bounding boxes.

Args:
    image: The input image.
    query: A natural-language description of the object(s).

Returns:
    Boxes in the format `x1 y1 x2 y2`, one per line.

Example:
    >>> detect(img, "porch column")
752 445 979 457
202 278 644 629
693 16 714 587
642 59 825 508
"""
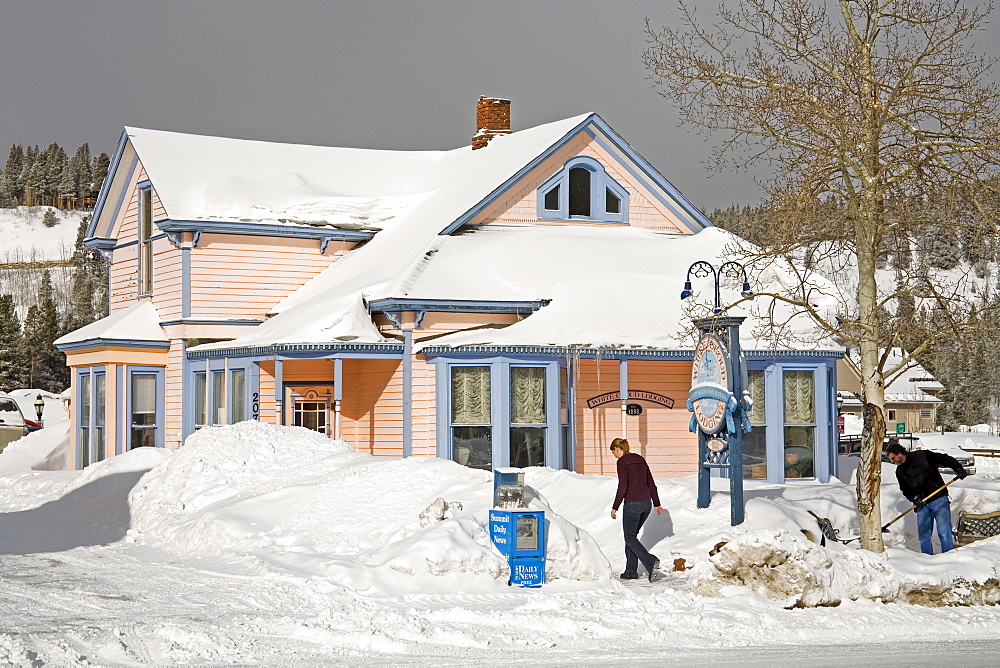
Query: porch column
333 357 342 440
619 358 628 437
274 357 284 425
403 328 412 457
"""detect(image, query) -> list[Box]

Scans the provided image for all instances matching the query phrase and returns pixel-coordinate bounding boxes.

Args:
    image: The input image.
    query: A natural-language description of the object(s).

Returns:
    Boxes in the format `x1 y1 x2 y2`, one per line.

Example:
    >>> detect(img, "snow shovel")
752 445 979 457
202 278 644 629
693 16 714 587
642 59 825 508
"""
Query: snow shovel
807 476 962 545
806 510 846 546
880 476 963 534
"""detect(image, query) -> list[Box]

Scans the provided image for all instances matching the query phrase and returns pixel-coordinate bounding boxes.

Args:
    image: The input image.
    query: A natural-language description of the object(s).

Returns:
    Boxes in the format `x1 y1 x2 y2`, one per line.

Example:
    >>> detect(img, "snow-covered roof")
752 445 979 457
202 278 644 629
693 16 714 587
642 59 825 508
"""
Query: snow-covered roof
125 114 591 231
54 301 167 347
194 225 842 353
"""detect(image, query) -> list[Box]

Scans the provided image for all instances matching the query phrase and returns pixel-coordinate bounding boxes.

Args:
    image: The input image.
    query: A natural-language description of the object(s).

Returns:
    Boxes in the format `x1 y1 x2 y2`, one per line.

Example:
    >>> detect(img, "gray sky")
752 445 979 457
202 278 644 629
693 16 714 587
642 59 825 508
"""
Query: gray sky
4 1 990 212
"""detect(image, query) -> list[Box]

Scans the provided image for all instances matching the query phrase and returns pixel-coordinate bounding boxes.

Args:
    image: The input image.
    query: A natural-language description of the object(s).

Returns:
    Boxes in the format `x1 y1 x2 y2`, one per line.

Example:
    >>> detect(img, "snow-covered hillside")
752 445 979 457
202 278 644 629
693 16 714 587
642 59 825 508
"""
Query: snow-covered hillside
0 206 85 262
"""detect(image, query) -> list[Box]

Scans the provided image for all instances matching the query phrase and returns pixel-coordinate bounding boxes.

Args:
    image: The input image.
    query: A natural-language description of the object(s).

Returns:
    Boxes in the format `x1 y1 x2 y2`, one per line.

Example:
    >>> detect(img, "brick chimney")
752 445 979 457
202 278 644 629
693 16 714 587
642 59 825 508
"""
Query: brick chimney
472 96 511 149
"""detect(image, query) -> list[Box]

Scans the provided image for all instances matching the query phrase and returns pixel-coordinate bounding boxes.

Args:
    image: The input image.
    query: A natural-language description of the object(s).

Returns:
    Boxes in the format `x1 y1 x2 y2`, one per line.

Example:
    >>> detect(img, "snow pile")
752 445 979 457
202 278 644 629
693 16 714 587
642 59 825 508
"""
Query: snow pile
694 529 1000 607
693 529 900 607
126 421 611 593
5 416 1000 609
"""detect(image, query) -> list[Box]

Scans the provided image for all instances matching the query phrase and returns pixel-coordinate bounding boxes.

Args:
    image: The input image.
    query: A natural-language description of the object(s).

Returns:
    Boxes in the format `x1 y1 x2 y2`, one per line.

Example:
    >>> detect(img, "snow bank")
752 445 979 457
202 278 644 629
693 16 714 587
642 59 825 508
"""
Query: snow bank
126 422 611 593
5 416 1000 608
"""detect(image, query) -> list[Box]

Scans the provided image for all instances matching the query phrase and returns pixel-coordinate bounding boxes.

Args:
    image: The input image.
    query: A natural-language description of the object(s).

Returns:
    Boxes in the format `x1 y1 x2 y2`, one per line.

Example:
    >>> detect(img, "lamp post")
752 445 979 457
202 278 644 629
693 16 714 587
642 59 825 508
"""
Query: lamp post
683 260 753 526
33 394 44 426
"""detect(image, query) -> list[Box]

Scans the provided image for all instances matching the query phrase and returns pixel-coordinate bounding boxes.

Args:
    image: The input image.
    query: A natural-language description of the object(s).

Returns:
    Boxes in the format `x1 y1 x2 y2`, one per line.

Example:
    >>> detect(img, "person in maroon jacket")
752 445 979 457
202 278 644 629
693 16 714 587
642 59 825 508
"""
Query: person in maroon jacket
609 438 664 581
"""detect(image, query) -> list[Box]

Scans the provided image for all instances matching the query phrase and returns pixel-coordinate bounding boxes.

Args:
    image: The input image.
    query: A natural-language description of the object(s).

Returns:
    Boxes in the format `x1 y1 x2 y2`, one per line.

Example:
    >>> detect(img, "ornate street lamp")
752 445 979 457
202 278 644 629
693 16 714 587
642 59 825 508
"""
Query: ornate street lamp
683 260 754 525
680 260 753 312
33 394 44 425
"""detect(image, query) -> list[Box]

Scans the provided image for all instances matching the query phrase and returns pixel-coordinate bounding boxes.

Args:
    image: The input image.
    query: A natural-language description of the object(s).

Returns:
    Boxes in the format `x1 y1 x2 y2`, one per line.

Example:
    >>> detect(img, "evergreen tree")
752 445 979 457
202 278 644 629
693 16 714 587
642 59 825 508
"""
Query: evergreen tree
25 157 46 206
21 272 68 392
42 143 67 205
18 145 37 204
41 209 57 228
0 144 24 206
66 215 108 329
70 143 92 205
90 152 110 200
0 294 26 392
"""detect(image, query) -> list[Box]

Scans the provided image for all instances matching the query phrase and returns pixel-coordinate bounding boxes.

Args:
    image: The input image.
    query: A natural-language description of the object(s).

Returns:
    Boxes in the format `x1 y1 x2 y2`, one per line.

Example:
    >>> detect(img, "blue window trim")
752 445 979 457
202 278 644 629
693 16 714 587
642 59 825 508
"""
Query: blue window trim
747 360 834 484
434 356 563 469
76 366 109 468
536 156 629 223
183 358 252 438
137 184 154 298
126 365 165 449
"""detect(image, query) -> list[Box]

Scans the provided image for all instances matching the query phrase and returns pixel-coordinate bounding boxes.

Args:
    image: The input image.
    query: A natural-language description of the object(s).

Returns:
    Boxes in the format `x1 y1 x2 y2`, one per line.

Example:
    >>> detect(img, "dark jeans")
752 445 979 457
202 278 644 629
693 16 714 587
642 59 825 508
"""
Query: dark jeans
916 496 954 554
622 499 657 576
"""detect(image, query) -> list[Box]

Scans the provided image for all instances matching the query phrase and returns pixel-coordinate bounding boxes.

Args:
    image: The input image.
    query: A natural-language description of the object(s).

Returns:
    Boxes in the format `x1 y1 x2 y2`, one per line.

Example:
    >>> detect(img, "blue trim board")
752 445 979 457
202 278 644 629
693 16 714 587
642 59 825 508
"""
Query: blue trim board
56 338 170 352
112 232 168 252
403 328 413 457
104 155 139 241
84 237 116 253
157 220 374 244
369 298 549 315
181 246 191 319
115 364 124 455
275 358 284 425
160 318 263 327
88 130 130 240
586 130 700 233
422 345 843 360
186 342 404 359
585 117 713 231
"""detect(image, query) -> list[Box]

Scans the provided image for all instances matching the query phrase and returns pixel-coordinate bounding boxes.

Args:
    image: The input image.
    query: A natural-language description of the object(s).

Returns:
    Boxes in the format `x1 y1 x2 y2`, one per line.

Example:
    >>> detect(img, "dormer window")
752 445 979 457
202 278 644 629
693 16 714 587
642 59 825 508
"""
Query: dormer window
537 156 629 223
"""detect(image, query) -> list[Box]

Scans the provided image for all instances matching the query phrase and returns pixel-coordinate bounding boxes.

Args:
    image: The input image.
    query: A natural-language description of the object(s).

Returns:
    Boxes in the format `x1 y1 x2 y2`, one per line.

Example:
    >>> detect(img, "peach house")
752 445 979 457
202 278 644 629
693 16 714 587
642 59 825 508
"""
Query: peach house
56 98 844 483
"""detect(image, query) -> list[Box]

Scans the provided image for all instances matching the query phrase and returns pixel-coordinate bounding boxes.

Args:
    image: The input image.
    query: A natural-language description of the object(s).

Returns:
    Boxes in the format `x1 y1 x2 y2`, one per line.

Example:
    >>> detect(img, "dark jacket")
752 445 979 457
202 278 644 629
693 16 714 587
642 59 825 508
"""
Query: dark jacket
612 452 660 510
894 449 966 505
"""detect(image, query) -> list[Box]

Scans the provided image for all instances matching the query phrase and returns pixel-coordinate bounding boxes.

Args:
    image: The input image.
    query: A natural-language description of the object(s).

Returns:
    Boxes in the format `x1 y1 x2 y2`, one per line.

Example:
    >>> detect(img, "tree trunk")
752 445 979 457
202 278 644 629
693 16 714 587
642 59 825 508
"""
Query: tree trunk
855 222 886 552
858 397 886 551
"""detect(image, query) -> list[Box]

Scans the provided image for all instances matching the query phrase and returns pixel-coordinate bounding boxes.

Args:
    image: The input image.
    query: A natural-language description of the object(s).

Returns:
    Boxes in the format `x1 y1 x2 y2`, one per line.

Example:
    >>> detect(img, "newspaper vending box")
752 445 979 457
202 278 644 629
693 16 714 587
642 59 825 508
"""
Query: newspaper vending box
489 468 545 587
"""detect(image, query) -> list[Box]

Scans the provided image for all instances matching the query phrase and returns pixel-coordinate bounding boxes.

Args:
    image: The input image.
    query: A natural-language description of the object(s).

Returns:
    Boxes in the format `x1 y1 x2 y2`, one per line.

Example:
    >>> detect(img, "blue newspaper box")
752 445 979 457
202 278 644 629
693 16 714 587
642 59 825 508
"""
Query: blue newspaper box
489 469 545 587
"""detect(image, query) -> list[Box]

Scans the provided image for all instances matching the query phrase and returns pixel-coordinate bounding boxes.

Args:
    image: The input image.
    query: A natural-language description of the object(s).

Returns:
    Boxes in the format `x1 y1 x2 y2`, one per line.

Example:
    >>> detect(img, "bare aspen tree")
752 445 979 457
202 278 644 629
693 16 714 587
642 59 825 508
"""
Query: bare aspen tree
645 0 1000 551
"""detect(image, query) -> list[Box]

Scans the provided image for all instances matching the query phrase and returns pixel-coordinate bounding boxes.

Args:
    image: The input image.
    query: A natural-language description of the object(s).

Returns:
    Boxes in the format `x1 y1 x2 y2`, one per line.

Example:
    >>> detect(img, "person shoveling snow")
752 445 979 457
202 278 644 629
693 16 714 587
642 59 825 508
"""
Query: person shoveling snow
887 441 969 554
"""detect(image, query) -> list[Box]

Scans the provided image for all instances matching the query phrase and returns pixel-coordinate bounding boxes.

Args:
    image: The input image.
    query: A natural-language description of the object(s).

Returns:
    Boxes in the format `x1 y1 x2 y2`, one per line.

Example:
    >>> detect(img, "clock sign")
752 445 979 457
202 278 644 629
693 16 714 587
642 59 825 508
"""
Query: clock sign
689 334 730 434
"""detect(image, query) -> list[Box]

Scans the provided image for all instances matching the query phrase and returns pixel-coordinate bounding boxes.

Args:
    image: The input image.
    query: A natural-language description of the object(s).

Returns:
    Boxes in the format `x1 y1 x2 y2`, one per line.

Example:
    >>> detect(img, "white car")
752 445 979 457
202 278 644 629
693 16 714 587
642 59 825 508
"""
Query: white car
0 392 28 452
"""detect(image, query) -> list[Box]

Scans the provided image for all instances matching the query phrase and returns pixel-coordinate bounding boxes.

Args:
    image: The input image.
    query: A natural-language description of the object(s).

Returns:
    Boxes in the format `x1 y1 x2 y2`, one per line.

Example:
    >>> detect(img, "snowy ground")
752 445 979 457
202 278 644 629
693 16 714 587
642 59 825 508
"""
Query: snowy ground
2 411 1000 664
0 206 85 261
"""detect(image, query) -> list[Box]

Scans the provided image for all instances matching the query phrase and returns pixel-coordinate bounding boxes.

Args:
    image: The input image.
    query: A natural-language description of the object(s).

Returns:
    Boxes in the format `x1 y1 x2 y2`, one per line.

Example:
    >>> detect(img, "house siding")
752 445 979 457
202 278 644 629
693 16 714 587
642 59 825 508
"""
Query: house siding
467 133 692 234
574 359 697 479
189 235 350 320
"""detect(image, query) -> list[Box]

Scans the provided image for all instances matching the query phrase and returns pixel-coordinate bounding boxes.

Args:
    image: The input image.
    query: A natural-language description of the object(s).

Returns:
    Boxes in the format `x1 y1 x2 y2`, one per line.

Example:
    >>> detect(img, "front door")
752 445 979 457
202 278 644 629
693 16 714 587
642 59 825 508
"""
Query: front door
287 387 330 435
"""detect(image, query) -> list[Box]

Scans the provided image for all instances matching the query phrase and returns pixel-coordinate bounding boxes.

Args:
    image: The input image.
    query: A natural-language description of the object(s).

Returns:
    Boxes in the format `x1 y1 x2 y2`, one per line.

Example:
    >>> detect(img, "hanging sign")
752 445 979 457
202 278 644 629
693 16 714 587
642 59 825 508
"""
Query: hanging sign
687 334 733 434
586 390 675 410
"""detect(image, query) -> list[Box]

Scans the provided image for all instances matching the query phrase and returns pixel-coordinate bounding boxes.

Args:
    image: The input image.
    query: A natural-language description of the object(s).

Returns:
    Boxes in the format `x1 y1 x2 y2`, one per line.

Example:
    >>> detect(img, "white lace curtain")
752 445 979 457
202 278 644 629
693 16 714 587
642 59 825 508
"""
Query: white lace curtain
511 367 546 424
452 366 491 424
748 370 766 425
783 370 815 424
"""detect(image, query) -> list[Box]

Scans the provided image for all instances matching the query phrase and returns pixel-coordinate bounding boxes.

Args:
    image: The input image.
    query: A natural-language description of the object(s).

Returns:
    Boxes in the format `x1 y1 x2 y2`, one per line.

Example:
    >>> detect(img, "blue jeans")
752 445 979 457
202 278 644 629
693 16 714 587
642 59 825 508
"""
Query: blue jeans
622 499 657 576
916 496 954 554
